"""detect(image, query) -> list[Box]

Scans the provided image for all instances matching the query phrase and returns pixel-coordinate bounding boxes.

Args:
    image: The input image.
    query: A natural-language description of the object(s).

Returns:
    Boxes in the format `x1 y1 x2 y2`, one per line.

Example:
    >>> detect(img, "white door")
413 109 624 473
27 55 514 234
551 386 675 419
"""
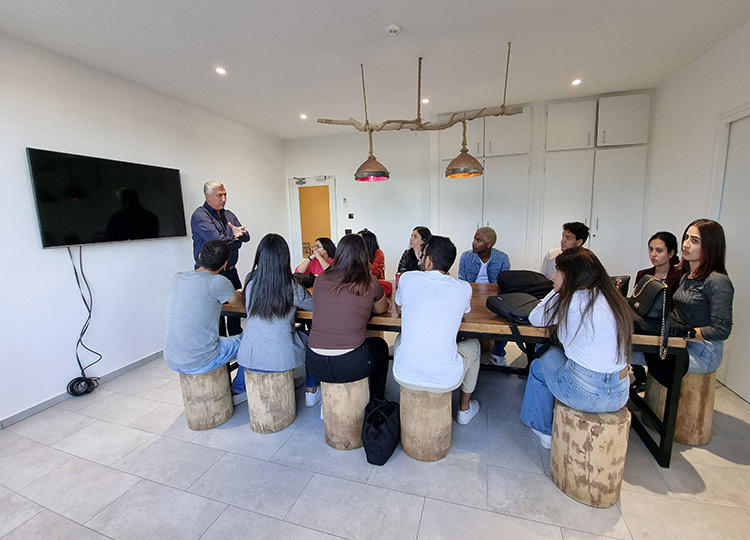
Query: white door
482 154 531 269
439 163 484 265
589 146 647 279
541 149 595 264
717 114 750 400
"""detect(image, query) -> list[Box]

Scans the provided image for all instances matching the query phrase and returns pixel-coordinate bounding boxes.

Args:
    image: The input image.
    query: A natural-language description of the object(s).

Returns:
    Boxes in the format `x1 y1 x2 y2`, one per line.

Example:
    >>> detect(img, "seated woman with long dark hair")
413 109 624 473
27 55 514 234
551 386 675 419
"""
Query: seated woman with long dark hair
237 233 313 377
630 231 683 391
294 237 336 275
358 228 385 279
520 247 634 449
306 234 390 401
397 226 431 274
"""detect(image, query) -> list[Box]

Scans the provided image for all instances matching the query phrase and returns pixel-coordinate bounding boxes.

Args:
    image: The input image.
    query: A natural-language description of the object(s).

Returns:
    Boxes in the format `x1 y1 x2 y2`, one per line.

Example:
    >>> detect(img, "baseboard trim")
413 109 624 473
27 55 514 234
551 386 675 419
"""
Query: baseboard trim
1 350 163 429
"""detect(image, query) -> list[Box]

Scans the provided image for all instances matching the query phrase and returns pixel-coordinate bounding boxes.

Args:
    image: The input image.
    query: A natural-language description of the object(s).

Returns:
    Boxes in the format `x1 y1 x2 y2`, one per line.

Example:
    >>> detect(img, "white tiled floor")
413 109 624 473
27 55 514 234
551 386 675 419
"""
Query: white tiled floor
2 351 750 540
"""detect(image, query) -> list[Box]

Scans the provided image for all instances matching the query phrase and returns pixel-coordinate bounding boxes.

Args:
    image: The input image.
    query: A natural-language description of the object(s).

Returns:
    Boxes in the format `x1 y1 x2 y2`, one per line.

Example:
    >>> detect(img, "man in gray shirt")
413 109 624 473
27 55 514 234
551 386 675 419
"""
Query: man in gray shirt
165 240 246 403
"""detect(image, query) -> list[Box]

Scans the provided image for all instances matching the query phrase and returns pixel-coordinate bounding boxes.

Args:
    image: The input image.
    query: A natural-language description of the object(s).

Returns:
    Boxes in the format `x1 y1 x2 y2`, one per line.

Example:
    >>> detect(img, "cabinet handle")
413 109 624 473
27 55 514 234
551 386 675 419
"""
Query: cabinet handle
477 142 481 155
587 132 591 146
602 130 606 144
584 217 588 226
596 217 599 230
488 141 492 154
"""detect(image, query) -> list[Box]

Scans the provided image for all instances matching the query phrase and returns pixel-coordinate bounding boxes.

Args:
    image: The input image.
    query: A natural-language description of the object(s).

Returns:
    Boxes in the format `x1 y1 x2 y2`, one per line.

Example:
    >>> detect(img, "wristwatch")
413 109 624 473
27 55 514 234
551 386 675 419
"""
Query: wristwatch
308 255 314 261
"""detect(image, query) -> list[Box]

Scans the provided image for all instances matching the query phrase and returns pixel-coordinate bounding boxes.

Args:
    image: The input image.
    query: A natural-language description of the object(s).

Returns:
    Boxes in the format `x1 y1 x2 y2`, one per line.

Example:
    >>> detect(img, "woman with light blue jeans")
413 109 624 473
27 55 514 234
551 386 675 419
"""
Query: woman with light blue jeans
520 248 634 449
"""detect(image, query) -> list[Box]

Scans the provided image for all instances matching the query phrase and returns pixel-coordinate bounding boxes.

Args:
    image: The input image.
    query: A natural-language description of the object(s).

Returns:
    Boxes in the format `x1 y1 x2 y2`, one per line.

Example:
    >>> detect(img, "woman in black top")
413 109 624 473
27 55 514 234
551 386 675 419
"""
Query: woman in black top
397 226 431 273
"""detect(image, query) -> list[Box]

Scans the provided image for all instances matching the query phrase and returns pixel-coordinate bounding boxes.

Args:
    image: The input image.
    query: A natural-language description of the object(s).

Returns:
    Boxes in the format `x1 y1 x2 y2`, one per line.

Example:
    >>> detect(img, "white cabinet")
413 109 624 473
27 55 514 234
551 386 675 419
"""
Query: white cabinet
540 146 647 279
439 106 531 159
598 93 651 146
439 154 532 270
545 99 597 151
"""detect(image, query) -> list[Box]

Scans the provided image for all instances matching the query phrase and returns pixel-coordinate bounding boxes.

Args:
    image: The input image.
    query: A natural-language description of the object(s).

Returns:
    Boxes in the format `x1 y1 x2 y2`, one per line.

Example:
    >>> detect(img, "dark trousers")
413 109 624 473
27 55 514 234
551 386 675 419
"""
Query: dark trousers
306 337 389 399
219 267 243 336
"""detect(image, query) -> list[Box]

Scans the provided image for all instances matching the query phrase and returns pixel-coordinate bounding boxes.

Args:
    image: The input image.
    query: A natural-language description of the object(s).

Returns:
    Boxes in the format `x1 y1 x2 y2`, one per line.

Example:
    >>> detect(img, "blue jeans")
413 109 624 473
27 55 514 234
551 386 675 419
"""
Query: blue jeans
630 340 723 374
520 346 629 436
177 336 245 393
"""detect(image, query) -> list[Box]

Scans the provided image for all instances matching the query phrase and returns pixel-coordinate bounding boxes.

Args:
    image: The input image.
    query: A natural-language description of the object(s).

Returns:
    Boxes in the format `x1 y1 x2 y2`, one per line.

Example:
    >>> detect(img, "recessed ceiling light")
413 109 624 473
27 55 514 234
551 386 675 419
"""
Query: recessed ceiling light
215 66 227 76
299 113 308 120
421 98 430 104
571 79 582 86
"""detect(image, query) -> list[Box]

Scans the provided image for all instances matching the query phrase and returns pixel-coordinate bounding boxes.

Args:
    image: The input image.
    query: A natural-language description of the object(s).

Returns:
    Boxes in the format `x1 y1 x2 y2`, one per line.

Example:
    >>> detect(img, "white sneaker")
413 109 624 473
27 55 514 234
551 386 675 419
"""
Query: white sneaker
320 403 324 420
232 392 247 406
305 387 321 407
531 427 552 449
456 400 481 425
490 354 508 367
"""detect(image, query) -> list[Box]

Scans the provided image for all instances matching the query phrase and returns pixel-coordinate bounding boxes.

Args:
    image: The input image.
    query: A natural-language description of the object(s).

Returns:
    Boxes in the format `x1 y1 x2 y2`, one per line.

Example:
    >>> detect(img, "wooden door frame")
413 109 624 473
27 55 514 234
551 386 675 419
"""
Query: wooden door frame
287 175 338 263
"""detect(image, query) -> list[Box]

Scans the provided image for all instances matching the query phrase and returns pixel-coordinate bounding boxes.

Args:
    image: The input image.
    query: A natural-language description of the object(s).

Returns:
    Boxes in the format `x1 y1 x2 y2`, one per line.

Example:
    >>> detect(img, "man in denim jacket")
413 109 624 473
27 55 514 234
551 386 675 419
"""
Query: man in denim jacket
458 227 510 364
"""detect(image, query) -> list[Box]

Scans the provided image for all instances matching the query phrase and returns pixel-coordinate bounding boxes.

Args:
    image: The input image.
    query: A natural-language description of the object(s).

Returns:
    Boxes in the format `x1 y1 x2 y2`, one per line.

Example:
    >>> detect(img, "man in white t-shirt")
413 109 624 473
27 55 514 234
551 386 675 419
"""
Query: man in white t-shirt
540 221 590 279
394 235 481 425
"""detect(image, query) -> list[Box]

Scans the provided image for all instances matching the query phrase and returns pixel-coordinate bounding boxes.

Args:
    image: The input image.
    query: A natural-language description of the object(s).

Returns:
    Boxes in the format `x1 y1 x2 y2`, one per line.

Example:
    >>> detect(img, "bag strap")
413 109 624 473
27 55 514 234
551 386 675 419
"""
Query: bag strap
365 399 392 421
508 324 551 358
658 289 672 360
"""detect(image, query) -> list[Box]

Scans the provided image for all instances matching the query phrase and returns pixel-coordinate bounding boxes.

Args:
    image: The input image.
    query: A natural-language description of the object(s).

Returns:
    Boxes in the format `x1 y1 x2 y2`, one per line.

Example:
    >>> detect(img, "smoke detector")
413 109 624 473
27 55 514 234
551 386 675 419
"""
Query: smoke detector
386 24 401 36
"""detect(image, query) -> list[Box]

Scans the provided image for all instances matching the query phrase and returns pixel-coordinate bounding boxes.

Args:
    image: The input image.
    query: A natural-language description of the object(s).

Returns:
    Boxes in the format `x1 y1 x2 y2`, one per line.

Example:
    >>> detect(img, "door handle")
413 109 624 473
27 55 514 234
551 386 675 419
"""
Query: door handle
602 130 606 144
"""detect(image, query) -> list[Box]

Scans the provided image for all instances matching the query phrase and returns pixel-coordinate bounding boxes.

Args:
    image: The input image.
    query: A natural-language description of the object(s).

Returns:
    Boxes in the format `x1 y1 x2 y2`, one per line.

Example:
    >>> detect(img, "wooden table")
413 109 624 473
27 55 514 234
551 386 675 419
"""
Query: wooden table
223 281 688 467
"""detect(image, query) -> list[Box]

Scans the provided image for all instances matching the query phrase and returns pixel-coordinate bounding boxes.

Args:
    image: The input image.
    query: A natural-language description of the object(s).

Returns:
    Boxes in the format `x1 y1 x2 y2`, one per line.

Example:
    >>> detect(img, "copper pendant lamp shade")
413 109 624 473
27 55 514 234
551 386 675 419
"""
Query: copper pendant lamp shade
355 155 390 182
446 120 483 178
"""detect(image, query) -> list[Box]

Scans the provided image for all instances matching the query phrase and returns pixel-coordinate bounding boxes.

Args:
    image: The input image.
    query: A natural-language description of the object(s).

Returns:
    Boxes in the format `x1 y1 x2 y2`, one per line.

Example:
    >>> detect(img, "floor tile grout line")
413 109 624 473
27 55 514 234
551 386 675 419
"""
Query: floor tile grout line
0 489 45 539
182 449 228 492
413 496 426 540
282 471 318 521
195 502 230 540
80 477 145 531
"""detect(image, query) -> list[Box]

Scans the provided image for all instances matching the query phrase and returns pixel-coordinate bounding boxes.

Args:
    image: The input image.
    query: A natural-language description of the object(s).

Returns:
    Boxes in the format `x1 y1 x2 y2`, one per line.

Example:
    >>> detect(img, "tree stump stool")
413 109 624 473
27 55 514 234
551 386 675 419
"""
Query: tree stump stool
644 370 716 446
399 386 452 462
178 365 233 431
321 378 370 450
245 369 296 434
550 401 631 508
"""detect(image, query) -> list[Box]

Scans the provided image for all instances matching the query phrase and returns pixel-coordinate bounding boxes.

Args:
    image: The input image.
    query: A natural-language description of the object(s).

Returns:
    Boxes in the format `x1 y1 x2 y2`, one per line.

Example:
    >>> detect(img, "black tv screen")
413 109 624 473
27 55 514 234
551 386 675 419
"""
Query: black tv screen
27 148 187 248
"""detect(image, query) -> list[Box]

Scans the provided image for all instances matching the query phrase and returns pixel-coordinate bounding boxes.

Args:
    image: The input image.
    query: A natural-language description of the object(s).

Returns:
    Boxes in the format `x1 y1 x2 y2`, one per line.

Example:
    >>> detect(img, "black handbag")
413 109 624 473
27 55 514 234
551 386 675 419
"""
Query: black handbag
361 397 400 466
629 275 671 359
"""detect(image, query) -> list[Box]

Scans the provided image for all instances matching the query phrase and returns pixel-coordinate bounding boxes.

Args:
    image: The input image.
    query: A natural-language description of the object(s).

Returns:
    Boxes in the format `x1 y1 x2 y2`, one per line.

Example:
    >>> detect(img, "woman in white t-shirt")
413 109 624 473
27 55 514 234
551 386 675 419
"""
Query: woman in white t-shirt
520 247 634 448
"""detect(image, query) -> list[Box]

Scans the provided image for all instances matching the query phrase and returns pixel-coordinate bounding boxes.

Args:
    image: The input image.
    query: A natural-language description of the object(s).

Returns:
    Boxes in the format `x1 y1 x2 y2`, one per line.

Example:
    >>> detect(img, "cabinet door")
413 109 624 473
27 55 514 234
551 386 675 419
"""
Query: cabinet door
484 106 531 156
597 93 651 146
541 149 595 262
439 118 485 160
546 100 597 151
439 163 484 264
482 154 531 268
589 146 647 278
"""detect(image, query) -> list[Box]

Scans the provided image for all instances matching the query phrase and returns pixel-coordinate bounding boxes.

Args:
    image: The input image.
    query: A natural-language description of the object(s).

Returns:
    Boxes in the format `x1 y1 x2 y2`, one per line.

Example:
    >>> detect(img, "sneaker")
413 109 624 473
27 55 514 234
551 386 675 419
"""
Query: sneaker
531 427 552 449
305 387 321 407
320 403 324 420
456 400 481 425
232 391 247 406
490 353 508 367
630 380 646 394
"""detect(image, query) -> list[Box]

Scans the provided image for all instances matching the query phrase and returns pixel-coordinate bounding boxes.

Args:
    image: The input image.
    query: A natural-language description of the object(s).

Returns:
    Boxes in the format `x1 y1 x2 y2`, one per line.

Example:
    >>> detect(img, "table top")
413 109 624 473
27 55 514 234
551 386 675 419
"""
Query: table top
223 280 685 348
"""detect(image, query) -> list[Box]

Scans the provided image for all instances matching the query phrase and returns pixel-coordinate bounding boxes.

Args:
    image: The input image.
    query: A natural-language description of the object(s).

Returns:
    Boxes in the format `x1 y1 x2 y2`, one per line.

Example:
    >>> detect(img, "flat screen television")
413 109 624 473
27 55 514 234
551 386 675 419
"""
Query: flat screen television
27 148 187 248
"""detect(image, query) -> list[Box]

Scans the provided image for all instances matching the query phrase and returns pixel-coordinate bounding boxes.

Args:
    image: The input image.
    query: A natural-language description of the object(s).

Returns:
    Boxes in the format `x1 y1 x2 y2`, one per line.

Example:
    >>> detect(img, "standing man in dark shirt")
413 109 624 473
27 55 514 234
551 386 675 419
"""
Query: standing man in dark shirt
191 181 250 336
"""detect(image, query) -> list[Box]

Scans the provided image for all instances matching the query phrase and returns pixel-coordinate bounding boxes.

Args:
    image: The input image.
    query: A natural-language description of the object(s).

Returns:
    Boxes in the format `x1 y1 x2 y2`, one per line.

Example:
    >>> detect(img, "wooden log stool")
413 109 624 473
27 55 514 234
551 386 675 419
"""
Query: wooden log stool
321 378 370 450
399 386 452 462
550 401 631 508
178 365 234 431
644 370 716 445
245 369 296 434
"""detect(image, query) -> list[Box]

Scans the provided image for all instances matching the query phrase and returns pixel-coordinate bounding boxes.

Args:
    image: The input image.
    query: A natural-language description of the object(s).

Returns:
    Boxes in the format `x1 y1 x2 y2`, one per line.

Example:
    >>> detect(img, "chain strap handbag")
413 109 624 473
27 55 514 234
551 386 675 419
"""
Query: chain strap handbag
628 275 671 359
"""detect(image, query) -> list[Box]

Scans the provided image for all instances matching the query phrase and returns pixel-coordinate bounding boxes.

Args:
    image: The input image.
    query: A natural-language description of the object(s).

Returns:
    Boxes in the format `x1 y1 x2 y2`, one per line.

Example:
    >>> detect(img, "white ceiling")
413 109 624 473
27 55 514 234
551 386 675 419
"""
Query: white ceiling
1 0 749 140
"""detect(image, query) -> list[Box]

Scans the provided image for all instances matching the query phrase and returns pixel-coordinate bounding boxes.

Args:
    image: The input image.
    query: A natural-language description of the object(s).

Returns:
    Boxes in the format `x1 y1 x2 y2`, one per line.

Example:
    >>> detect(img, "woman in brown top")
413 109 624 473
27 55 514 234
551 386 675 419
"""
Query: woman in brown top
306 234 391 400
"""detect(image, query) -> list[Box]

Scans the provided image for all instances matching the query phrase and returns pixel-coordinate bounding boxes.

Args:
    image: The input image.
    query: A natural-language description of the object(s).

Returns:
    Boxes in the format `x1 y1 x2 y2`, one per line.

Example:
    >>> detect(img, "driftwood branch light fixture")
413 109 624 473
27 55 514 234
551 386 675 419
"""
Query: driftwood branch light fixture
318 42 520 181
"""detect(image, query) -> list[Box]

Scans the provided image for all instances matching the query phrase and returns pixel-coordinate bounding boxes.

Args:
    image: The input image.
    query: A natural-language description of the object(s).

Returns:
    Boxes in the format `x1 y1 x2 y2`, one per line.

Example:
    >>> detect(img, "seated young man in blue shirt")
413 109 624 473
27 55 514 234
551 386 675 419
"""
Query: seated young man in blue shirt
458 226 510 365
164 239 247 405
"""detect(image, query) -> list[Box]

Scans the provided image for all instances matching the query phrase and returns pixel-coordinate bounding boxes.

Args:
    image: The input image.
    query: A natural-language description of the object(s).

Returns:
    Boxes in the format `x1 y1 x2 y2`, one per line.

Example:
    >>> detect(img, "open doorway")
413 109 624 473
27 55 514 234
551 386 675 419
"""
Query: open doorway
288 175 338 262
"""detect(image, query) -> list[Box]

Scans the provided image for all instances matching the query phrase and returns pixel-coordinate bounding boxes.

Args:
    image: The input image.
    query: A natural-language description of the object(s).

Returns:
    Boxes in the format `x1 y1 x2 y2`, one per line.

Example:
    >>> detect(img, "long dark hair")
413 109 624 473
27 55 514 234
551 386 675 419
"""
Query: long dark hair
358 228 379 263
243 233 294 320
649 231 680 266
317 237 336 260
325 234 373 296
546 247 633 361
678 219 728 280
406 226 431 269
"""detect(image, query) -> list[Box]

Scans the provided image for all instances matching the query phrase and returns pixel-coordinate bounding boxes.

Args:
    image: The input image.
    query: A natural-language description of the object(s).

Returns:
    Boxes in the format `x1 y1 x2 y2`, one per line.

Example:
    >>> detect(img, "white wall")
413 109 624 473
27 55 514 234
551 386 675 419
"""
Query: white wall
0 34 287 423
284 130 433 278
646 19 750 238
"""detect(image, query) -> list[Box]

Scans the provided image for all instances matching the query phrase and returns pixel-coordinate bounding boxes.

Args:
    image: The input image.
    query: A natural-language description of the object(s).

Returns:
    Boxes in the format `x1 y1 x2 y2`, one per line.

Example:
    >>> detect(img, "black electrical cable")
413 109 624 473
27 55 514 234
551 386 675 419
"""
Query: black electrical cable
66 246 102 396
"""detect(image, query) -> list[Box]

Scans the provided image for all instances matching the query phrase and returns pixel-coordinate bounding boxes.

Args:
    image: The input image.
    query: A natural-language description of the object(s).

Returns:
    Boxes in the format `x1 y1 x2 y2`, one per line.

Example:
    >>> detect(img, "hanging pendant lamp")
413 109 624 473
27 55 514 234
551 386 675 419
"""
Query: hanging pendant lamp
445 120 483 178
355 64 389 182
